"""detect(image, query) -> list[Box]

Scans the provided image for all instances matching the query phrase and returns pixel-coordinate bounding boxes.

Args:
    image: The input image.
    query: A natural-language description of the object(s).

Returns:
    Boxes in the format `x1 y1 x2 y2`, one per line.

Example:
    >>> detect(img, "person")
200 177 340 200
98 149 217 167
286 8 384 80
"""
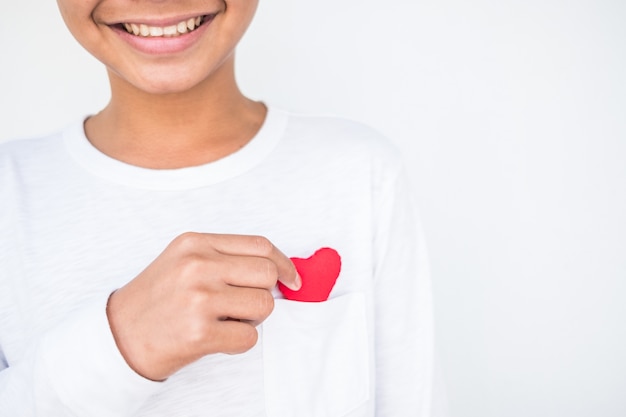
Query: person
0 1 434 415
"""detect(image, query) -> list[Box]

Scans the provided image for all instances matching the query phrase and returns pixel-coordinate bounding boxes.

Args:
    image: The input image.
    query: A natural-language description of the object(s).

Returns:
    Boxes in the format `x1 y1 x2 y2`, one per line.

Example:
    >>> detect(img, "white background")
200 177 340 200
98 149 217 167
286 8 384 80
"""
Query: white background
1 1 625 416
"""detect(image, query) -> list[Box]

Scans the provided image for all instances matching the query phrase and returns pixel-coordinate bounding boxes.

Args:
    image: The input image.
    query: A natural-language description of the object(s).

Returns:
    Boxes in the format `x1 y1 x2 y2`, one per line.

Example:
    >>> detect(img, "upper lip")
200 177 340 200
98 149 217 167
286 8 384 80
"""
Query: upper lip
107 12 216 27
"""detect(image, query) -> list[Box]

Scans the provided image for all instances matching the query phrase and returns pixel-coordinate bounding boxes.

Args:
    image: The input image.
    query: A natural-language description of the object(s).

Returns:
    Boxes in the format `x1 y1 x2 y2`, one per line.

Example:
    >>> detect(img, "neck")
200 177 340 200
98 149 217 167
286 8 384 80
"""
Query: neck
85 57 266 169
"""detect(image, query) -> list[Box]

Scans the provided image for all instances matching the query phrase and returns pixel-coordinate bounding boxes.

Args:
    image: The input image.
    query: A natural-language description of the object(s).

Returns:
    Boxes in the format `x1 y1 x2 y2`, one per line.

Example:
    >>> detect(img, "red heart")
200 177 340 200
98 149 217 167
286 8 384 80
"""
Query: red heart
278 247 341 302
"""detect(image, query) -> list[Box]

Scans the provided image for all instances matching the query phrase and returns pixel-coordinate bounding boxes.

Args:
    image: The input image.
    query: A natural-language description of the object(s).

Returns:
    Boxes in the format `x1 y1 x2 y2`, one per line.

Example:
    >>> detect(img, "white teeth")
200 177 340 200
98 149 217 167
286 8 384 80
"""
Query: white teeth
163 25 177 36
123 16 205 37
187 18 196 31
149 26 163 36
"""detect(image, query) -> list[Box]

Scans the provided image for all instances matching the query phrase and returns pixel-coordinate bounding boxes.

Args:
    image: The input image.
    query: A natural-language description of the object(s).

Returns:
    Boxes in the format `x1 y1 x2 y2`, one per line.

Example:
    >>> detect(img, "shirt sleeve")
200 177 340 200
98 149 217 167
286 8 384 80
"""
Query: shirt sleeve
0 295 162 416
373 163 435 416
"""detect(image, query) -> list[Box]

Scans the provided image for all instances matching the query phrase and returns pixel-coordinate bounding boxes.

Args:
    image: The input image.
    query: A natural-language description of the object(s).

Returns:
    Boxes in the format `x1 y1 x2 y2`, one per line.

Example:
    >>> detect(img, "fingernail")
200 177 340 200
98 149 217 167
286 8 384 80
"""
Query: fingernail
292 272 302 291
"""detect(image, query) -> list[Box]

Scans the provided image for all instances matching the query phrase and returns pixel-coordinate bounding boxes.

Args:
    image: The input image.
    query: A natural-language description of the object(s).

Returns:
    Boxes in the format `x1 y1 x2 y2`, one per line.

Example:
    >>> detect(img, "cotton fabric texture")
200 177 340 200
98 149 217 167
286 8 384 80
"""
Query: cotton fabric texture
0 107 434 416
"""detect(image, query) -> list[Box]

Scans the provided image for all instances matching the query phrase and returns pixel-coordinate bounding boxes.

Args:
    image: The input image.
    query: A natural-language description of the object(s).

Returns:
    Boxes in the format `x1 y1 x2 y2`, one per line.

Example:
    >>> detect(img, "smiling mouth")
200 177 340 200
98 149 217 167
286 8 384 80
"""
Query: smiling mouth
117 14 213 38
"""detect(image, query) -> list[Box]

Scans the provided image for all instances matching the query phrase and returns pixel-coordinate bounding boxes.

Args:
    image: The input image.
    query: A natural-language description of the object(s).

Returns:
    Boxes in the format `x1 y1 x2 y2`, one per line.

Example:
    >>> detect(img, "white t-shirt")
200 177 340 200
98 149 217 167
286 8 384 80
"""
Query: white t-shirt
0 107 434 416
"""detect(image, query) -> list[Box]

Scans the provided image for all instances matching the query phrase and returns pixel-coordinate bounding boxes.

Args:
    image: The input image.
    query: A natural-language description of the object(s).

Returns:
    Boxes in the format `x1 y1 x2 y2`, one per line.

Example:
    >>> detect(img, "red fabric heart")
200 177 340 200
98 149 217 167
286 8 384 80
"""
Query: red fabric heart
279 247 341 302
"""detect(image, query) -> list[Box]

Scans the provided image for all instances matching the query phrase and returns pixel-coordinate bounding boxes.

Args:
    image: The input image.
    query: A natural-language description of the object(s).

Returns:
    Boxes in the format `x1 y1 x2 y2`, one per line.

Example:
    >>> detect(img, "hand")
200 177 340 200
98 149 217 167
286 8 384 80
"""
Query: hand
106 232 300 381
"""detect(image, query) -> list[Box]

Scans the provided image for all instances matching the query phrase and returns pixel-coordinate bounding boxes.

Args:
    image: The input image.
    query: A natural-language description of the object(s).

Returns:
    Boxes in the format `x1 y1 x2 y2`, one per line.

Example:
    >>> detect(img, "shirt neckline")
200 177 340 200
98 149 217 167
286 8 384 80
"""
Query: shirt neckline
63 106 287 191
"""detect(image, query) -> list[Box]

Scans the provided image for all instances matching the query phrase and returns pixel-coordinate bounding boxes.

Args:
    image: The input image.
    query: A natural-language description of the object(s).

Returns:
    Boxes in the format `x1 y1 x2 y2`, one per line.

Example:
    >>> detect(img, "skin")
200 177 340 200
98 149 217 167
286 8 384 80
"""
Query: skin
107 233 300 381
56 0 301 381
56 0 264 169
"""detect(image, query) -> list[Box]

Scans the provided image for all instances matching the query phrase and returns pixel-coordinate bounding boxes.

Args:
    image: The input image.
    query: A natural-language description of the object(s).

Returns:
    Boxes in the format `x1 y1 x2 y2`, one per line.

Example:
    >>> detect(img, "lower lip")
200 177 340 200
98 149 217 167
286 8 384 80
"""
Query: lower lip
112 16 213 55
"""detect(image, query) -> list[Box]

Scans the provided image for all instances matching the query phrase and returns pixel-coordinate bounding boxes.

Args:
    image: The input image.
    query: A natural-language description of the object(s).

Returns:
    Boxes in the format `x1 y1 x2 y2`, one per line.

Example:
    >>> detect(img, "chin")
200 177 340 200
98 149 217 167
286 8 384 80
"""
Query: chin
115 66 212 96
136 78 200 96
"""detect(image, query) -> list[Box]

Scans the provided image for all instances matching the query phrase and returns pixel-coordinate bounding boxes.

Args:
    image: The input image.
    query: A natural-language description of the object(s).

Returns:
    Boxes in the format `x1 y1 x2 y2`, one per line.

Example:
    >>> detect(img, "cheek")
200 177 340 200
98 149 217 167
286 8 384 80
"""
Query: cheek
56 1 100 50
224 0 259 33
57 0 90 28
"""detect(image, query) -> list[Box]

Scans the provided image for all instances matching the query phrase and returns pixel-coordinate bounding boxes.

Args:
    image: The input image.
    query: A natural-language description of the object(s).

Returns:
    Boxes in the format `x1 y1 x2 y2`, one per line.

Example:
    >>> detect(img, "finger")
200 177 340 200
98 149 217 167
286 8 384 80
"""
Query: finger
217 254 279 290
203 234 301 291
212 320 260 354
214 286 275 325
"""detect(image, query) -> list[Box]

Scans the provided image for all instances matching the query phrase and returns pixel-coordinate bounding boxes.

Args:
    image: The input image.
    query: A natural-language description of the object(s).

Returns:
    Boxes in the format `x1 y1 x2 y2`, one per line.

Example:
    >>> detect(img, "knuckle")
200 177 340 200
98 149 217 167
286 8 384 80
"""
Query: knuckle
172 232 203 254
252 235 274 256
183 317 210 348
261 258 278 286
234 326 259 353
256 291 275 318
177 253 207 285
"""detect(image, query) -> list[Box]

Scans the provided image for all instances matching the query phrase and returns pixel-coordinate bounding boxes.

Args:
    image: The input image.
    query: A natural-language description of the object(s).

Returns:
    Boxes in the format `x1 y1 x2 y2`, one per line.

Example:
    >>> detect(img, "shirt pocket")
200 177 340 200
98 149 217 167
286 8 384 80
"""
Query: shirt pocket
262 292 369 417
